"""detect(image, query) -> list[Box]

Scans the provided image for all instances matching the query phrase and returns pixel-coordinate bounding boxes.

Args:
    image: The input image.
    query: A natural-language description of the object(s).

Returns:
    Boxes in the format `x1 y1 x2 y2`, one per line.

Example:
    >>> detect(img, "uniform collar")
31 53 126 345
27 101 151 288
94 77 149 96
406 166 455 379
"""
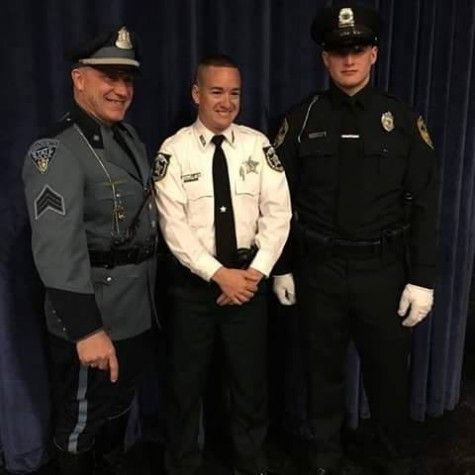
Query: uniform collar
327 82 374 110
69 102 125 149
193 118 236 150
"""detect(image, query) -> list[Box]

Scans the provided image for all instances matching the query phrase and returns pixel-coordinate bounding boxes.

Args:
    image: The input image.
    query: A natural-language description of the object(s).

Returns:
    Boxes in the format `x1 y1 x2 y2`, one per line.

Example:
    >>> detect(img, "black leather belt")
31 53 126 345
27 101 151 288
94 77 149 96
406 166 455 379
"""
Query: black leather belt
298 225 408 259
89 245 155 268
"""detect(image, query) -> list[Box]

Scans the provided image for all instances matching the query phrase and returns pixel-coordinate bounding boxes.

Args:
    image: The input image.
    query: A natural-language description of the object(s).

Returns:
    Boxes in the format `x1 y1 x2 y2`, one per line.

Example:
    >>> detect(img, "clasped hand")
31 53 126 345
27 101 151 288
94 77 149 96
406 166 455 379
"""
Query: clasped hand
212 267 263 306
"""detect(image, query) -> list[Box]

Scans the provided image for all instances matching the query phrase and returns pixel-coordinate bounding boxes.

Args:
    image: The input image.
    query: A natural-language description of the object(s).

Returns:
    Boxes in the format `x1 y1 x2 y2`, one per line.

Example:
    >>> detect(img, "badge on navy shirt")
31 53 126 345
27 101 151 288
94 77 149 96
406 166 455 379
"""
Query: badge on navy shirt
381 111 394 132
153 153 171 181
28 139 59 174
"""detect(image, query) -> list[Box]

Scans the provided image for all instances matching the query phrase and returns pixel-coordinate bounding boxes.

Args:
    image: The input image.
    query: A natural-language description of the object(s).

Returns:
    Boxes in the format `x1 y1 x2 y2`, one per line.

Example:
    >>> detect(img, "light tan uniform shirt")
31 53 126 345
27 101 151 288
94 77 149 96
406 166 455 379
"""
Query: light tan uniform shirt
154 119 292 281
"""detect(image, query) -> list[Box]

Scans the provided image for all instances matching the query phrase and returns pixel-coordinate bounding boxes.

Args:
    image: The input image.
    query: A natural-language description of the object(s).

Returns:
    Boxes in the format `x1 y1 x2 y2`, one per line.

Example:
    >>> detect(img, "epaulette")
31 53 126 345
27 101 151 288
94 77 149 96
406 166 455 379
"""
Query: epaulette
290 91 324 116
381 90 409 106
37 113 75 140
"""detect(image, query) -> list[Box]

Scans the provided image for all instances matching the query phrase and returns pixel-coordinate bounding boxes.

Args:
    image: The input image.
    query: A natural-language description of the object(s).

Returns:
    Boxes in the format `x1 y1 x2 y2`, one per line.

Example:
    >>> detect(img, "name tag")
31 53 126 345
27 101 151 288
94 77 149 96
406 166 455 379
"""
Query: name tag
308 131 327 139
182 172 201 183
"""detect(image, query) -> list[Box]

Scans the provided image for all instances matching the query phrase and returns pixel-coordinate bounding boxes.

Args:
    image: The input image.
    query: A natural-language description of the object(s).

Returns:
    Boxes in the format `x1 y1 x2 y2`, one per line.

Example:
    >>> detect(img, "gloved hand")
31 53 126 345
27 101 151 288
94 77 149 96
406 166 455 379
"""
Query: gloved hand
398 283 434 327
273 273 296 306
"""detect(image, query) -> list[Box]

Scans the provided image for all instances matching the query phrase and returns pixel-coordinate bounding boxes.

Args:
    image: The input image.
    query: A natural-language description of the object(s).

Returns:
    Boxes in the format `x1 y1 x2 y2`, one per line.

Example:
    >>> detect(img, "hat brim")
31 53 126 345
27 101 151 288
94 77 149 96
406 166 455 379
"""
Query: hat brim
79 57 140 68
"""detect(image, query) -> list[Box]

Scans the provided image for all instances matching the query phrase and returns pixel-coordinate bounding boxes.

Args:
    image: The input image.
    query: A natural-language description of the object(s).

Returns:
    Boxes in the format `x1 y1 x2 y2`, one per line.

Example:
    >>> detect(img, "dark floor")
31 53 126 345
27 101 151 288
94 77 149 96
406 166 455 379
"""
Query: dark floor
9 374 474 475
4 347 475 475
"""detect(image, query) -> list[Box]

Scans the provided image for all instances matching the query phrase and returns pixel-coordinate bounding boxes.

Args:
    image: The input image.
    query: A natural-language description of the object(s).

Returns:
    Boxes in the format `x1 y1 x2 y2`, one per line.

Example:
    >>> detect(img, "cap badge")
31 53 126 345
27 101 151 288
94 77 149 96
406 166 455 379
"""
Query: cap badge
115 27 133 50
381 111 395 132
338 8 355 28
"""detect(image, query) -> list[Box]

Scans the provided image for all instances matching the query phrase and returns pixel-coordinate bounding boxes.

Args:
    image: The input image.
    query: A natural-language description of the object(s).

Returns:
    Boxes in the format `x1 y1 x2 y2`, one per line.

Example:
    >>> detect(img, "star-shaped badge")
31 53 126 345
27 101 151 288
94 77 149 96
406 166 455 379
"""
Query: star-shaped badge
239 156 259 180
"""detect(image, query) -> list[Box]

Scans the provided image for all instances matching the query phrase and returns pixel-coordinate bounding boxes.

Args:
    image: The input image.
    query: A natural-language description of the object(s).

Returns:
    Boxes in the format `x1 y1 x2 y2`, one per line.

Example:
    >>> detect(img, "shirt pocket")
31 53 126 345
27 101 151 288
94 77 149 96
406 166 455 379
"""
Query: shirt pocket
234 173 260 197
183 179 214 228
364 138 408 187
298 137 339 186
93 181 135 201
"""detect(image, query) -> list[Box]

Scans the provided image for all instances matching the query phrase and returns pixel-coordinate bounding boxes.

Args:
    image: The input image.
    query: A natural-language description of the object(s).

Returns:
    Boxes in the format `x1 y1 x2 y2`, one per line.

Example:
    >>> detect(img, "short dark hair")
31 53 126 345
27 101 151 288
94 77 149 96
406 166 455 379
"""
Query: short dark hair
194 54 239 85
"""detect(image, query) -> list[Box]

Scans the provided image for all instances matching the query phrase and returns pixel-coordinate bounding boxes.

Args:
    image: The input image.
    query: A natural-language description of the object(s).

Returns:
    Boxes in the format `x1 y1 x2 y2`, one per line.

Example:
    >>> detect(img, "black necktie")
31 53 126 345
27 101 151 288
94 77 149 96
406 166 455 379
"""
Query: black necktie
212 135 237 267
336 99 363 235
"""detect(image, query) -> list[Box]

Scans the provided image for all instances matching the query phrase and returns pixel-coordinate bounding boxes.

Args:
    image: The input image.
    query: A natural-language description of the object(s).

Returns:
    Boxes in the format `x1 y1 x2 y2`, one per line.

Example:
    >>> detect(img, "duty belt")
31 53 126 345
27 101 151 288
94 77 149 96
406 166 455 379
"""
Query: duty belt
297 225 409 260
89 245 155 268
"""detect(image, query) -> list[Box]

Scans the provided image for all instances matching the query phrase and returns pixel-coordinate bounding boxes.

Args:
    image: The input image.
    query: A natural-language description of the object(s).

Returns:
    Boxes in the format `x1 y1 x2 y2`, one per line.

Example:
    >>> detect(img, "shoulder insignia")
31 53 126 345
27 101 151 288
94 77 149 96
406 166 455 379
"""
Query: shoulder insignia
417 116 434 149
153 152 171 181
263 146 284 173
28 139 59 174
273 118 289 149
34 185 65 220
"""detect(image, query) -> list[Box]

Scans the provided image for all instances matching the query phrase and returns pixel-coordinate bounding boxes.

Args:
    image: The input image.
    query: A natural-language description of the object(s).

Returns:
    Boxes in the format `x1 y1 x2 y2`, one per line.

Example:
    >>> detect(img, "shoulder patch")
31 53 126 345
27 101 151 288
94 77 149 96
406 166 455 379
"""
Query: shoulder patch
153 152 171 181
34 185 66 219
28 139 59 174
273 118 289 149
263 146 284 172
417 116 434 149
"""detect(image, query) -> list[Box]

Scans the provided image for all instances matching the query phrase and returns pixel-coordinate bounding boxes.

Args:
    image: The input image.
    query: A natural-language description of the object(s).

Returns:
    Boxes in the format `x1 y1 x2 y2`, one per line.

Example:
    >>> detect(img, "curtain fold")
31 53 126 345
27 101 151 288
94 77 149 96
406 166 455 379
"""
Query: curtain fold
1 0 474 471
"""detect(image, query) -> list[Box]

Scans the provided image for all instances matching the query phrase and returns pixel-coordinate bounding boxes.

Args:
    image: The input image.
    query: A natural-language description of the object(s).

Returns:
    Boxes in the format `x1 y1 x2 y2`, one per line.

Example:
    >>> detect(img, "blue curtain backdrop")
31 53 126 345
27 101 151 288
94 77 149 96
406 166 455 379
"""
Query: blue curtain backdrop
1 0 475 472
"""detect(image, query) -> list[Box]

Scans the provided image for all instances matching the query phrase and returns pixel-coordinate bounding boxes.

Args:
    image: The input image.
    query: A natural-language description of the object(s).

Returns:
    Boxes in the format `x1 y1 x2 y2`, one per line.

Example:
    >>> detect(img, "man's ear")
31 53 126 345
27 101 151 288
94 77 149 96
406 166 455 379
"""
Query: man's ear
71 68 85 92
370 46 378 65
191 84 200 105
321 50 330 69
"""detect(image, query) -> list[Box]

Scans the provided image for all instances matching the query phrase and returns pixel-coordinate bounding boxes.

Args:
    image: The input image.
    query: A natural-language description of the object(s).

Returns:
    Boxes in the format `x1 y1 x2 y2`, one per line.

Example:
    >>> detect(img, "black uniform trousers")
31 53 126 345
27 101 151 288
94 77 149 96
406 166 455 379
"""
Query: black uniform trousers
48 330 151 454
294 252 411 470
165 268 268 475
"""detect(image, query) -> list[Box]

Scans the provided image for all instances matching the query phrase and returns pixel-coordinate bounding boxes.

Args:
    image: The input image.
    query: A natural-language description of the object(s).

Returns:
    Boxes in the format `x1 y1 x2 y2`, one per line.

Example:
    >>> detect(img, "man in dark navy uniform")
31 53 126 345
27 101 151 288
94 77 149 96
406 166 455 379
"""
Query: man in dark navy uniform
23 27 158 474
272 6 438 475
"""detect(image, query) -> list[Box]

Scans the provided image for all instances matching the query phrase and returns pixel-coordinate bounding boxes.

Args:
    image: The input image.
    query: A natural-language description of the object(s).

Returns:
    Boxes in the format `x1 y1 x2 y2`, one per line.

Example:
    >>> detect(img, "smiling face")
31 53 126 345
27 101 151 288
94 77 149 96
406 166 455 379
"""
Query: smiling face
322 45 378 96
71 66 134 125
192 65 241 133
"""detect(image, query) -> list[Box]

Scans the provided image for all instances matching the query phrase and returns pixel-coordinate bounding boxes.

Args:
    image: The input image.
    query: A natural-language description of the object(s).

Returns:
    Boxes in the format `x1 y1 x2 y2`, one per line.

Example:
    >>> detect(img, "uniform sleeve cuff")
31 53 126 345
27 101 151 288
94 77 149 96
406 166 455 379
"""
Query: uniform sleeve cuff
193 255 223 282
410 265 436 289
250 250 275 278
47 288 103 342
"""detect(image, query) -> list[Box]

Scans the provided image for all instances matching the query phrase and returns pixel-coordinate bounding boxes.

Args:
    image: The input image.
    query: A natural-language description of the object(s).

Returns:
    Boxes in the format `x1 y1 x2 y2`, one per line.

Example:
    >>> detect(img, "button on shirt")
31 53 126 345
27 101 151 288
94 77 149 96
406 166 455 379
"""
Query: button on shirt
154 119 292 282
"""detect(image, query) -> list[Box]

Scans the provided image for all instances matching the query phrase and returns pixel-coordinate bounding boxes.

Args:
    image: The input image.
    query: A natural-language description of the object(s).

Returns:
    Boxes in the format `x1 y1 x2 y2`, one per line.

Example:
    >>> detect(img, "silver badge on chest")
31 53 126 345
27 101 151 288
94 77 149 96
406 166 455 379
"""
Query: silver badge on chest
381 111 395 132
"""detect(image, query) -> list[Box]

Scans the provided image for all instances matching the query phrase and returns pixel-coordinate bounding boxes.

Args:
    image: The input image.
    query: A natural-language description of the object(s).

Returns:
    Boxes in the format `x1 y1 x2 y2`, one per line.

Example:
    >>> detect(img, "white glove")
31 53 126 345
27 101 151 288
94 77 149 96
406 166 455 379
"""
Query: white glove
398 283 434 327
272 273 296 306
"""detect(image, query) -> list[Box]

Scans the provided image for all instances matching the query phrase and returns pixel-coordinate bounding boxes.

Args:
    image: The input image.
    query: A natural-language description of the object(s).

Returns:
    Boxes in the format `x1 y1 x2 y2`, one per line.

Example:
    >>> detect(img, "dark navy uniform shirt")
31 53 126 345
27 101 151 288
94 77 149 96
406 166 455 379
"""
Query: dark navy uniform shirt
274 83 438 287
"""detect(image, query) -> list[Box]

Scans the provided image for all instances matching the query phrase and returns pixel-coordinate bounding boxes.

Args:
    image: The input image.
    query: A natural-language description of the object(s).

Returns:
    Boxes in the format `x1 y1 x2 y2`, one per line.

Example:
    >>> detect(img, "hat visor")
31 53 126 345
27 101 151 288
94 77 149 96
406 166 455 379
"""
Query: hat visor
78 57 140 68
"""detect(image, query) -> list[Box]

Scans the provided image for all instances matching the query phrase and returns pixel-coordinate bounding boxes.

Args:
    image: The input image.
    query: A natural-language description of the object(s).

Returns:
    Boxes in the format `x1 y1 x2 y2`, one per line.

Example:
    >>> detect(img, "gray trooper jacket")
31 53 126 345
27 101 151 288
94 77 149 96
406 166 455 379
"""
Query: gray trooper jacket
23 104 158 342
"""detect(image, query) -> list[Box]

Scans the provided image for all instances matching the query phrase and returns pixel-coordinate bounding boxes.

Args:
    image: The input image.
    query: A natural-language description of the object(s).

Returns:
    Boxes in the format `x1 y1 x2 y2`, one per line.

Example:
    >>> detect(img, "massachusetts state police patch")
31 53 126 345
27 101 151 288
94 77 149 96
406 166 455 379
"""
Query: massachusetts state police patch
263 146 284 172
28 139 59 174
153 152 171 181
34 185 65 220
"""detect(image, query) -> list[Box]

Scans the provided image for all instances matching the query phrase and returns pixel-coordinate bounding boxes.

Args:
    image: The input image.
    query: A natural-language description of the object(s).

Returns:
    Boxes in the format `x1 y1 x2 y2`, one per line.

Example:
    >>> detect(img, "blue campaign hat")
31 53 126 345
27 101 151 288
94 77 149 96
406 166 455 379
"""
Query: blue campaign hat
67 26 140 69
311 6 381 50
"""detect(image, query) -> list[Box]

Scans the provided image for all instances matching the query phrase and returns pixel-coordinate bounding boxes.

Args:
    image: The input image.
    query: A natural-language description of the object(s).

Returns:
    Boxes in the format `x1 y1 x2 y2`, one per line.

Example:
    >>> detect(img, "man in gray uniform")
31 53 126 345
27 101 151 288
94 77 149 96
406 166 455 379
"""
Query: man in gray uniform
22 26 158 474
